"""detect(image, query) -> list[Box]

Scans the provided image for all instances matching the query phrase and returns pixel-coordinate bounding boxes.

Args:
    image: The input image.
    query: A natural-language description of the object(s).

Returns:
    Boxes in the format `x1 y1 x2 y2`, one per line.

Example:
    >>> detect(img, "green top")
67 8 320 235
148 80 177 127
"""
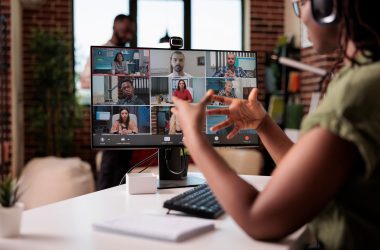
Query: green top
300 59 380 250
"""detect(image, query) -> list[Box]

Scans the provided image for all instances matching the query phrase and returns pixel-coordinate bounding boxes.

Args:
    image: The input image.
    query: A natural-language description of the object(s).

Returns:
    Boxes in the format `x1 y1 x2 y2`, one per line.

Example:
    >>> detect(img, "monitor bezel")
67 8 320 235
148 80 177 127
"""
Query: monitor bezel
90 45 259 149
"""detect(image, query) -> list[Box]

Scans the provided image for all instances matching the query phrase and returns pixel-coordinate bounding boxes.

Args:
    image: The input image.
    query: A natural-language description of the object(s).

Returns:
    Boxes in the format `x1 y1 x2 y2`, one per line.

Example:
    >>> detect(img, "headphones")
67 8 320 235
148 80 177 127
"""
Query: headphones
311 0 341 25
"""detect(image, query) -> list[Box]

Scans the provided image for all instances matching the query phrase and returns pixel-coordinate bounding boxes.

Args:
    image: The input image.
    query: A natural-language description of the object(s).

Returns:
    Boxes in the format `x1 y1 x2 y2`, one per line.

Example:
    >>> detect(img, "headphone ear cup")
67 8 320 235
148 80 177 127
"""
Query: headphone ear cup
311 0 340 25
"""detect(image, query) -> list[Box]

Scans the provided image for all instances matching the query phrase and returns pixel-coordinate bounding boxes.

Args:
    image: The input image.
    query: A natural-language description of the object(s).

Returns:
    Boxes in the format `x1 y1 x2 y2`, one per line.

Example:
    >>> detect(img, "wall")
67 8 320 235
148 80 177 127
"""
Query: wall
0 0 11 175
250 0 284 101
22 0 96 168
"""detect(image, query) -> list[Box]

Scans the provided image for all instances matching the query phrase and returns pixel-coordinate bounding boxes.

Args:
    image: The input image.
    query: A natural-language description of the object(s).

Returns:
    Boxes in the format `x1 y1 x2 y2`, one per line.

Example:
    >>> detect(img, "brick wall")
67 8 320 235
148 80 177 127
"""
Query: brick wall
22 0 96 168
0 0 11 175
299 47 339 113
250 0 284 102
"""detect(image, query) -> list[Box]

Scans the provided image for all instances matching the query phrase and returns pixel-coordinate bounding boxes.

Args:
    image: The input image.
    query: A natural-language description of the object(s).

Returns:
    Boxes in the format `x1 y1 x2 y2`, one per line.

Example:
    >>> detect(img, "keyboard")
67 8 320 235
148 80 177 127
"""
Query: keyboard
163 184 224 219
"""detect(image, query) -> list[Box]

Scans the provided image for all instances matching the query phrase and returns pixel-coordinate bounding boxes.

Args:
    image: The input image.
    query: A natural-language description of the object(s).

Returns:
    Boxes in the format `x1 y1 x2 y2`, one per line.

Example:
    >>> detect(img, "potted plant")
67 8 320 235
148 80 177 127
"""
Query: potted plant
0 175 23 238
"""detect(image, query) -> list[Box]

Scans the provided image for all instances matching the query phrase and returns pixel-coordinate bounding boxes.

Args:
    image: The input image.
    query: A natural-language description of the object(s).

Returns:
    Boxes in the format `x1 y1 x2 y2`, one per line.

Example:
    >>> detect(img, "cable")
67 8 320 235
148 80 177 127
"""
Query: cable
165 147 187 175
118 150 158 186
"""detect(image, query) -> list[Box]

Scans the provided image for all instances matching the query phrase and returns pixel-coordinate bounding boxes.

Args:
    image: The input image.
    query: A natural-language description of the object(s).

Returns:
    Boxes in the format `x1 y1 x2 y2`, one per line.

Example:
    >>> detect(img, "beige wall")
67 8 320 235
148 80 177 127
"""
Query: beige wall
284 0 301 48
11 0 24 176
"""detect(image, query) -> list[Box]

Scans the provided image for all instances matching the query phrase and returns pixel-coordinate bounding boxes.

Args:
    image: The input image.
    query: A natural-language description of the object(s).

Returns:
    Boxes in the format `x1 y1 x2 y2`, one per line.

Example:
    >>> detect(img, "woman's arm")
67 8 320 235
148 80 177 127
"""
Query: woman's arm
256 114 294 164
187 128 358 240
129 120 138 134
172 93 359 240
209 88 293 164
123 61 128 74
110 120 120 134
186 89 193 102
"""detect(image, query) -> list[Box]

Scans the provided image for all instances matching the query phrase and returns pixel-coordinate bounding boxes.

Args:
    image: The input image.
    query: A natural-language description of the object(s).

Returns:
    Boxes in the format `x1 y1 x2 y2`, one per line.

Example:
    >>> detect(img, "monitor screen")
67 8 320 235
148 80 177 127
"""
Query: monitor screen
91 46 259 148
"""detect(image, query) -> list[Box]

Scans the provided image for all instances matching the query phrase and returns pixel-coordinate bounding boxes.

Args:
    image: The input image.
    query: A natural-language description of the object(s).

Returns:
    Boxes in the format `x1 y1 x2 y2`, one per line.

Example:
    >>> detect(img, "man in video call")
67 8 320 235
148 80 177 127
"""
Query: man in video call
217 80 237 99
168 51 192 77
212 53 247 78
80 14 136 89
116 78 146 105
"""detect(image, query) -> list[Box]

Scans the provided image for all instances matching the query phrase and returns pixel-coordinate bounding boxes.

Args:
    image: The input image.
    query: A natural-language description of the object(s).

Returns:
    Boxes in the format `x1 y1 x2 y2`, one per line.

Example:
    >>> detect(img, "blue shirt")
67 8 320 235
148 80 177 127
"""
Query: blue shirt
212 66 247 78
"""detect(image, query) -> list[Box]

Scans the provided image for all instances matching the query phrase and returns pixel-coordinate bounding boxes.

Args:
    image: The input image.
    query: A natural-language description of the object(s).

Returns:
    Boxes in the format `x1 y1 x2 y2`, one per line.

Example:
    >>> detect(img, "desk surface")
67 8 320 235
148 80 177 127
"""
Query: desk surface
0 175 302 250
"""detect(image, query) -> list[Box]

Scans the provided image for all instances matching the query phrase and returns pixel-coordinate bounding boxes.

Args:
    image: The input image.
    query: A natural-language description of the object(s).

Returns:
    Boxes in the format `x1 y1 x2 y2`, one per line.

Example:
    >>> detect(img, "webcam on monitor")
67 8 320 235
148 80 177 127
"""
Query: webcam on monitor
169 36 183 50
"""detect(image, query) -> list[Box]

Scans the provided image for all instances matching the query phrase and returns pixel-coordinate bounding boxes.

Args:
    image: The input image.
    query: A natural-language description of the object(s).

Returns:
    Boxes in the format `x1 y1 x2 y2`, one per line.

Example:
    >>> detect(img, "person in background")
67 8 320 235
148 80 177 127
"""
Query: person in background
96 15 156 190
112 52 128 74
116 78 146 105
171 0 380 249
168 51 192 77
212 53 247 78
80 14 136 89
110 107 138 135
173 79 193 102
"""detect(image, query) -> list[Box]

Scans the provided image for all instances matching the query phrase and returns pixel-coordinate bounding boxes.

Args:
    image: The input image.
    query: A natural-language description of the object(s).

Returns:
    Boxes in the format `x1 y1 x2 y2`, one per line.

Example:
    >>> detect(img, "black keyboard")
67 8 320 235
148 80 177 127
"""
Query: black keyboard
163 184 224 219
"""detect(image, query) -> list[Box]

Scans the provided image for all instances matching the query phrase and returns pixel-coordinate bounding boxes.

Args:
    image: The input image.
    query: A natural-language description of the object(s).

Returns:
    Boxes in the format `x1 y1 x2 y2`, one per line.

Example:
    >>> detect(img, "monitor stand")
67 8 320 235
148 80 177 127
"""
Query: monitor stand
157 147 205 189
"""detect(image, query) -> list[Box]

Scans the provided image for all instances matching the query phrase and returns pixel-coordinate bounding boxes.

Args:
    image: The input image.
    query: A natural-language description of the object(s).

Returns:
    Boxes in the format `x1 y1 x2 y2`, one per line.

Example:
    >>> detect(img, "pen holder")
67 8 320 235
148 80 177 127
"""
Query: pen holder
126 173 157 195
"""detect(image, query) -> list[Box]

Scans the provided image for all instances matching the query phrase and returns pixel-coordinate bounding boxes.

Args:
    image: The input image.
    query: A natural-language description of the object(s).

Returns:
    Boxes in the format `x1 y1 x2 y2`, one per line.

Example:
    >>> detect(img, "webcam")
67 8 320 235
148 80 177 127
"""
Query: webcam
170 37 183 50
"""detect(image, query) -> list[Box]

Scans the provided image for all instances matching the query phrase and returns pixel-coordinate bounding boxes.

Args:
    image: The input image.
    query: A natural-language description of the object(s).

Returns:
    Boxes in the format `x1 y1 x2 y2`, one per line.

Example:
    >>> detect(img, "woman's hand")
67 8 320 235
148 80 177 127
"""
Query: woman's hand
207 88 267 139
171 90 213 145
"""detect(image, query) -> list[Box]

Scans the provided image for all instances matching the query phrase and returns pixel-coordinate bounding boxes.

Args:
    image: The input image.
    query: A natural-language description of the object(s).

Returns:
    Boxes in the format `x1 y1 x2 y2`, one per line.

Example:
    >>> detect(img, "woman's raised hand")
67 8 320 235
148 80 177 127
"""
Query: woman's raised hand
207 88 267 139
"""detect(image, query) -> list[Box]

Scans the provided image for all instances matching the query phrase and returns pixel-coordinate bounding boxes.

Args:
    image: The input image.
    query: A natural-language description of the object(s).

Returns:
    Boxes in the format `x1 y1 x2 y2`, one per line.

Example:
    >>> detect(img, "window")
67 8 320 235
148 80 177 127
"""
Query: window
191 0 242 50
74 0 129 103
74 0 243 102
137 0 184 48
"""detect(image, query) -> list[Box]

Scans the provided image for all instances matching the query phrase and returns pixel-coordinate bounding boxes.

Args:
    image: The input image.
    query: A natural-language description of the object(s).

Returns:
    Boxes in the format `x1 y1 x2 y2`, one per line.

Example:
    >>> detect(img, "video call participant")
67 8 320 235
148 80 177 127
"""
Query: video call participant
172 1 380 248
173 79 193 102
168 51 192 77
80 14 136 89
116 78 146 105
212 53 247 78
110 107 138 135
217 80 237 99
112 52 128 74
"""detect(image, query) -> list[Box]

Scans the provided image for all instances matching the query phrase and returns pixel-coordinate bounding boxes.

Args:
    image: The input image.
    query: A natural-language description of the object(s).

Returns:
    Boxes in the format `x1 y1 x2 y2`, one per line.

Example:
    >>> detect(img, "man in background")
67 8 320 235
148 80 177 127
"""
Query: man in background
80 14 136 89
92 15 156 190
212 53 247 78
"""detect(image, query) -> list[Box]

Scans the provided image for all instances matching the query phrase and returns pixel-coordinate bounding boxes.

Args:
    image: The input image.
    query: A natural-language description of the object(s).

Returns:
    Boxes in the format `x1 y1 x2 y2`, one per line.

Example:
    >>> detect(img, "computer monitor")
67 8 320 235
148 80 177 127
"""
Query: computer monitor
91 46 259 188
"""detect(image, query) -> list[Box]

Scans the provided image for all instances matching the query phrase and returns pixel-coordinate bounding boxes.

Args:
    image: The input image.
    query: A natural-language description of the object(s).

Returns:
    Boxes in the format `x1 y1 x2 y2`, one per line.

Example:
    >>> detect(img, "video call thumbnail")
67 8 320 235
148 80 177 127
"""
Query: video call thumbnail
150 50 205 77
150 77 206 105
93 76 150 105
92 48 150 77
151 106 207 136
93 106 151 135
206 78 257 105
205 51 256 78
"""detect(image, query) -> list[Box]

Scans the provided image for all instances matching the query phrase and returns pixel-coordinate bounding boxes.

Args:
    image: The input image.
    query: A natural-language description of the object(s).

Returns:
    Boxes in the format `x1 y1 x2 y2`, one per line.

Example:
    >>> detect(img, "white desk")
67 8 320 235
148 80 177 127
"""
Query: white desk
0 175 303 250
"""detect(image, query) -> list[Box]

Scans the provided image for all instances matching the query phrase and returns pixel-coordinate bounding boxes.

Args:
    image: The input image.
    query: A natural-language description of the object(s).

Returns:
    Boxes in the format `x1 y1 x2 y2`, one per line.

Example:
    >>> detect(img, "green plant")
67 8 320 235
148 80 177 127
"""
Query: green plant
0 175 19 208
27 29 82 157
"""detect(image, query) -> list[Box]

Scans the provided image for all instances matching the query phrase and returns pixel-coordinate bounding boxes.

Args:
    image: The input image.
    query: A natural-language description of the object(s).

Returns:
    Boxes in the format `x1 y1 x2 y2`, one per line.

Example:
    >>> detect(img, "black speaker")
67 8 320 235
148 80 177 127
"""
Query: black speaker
311 0 341 25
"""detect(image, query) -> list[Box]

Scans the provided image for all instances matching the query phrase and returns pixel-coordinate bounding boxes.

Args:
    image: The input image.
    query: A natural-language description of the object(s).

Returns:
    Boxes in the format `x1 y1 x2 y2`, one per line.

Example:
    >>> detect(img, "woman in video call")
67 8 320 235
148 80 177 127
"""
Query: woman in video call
112 52 128 74
172 0 380 249
172 79 193 102
110 107 138 135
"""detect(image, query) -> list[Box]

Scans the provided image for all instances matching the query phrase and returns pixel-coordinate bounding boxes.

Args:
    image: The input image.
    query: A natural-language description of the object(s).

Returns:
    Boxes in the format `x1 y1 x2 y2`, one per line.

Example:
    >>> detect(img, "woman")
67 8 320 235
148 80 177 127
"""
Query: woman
112 52 128 74
110 107 138 135
173 79 193 102
171 1 380 249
